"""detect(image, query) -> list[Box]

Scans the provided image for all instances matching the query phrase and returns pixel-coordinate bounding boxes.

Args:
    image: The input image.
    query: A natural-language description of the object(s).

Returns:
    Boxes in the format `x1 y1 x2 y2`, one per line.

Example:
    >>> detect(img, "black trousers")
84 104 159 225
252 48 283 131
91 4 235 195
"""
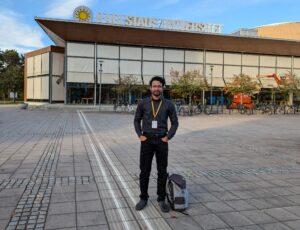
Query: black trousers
139 137 168 202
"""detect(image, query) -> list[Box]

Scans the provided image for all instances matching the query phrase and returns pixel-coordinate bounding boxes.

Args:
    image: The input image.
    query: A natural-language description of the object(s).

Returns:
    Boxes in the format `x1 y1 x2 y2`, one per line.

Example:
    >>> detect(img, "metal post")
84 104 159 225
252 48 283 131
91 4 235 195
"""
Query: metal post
94 43 97 107
210 65 214 112
98 60 103 111
221 89 224 114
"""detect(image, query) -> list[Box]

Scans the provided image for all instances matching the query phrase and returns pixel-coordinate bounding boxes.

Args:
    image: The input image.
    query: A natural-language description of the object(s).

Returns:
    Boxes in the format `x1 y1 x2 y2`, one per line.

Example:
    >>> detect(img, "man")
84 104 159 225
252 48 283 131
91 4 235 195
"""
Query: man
134 76 179 212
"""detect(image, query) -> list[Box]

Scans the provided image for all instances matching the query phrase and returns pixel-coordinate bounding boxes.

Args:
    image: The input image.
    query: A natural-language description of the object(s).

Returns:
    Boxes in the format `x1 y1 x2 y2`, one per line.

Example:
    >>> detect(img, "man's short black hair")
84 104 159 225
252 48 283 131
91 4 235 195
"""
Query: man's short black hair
149 76 165 87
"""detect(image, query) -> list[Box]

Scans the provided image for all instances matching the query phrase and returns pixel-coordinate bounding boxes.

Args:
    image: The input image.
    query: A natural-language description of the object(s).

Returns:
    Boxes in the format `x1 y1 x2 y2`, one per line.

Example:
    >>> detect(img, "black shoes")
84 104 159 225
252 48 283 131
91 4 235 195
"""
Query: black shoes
158 201 170 213
135 199 147 211
135 199 170 213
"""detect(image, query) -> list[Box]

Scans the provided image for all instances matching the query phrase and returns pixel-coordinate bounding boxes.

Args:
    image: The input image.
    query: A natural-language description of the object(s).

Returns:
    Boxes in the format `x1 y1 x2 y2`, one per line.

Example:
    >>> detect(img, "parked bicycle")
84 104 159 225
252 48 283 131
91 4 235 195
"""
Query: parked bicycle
114 102 137 114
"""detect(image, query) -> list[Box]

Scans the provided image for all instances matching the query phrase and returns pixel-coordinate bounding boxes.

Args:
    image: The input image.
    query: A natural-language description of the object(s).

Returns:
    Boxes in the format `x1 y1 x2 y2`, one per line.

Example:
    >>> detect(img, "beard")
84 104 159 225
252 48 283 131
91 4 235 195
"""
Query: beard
152 90 161 96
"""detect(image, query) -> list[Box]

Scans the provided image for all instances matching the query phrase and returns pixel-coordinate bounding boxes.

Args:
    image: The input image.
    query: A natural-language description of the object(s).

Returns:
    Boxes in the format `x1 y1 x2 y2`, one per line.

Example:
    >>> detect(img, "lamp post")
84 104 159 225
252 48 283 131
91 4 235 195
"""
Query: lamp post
98 60 103 111
210 65 214 112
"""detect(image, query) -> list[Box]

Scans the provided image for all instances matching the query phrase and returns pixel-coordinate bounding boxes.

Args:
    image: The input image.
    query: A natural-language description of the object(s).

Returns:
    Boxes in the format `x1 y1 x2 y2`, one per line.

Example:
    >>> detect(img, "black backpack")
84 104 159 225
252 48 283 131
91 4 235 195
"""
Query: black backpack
166 173 189 212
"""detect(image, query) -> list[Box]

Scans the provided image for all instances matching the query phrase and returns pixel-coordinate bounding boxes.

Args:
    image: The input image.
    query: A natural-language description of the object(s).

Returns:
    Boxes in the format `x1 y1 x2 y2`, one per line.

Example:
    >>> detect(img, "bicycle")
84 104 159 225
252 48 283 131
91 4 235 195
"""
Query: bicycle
178 105 190 116
126 104 137 114
284 105 294 114
237 104 254 115
193 104 210 115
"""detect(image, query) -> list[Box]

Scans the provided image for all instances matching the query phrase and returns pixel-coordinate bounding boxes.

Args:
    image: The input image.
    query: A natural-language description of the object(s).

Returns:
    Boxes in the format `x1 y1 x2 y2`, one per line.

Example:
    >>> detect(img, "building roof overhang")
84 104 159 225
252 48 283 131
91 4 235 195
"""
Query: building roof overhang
35 17 300 56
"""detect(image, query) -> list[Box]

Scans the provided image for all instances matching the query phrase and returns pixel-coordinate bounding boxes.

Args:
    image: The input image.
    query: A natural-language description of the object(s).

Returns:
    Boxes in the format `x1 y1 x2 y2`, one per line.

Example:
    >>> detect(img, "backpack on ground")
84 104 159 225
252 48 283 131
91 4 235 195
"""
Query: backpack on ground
166 173 189 213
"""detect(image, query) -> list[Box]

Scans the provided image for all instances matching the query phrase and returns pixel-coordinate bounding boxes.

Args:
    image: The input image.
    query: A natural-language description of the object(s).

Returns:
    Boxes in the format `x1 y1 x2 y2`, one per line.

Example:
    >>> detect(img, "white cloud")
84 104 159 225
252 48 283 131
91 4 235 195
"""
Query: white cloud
44 0 96 18
0 9 45 54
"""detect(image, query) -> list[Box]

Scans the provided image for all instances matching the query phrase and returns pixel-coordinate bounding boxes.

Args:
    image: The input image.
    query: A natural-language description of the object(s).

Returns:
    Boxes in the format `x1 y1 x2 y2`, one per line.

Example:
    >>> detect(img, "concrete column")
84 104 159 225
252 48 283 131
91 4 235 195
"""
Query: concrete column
288 92 293 105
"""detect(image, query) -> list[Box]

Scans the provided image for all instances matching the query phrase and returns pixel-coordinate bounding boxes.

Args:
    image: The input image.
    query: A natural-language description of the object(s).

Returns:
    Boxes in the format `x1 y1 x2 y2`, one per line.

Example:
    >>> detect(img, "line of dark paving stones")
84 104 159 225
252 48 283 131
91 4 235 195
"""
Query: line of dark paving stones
0 176 95 190
3 163 296 190
5 116 67 230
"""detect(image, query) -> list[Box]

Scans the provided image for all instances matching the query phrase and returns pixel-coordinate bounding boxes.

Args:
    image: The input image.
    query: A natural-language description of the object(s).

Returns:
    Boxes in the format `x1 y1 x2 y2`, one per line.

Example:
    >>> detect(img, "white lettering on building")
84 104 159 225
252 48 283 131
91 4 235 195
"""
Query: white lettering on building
97 13 223 33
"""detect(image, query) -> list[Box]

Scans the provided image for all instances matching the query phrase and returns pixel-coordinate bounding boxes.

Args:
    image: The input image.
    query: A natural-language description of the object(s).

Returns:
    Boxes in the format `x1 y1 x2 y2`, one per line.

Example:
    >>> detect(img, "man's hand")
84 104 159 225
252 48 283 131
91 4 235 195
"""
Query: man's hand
161 136 169 143
139 135 147 142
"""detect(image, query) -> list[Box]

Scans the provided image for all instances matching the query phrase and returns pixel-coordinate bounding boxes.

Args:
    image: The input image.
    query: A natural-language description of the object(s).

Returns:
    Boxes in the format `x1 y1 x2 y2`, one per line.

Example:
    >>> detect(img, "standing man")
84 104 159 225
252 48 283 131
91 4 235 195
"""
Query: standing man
134 76 179 212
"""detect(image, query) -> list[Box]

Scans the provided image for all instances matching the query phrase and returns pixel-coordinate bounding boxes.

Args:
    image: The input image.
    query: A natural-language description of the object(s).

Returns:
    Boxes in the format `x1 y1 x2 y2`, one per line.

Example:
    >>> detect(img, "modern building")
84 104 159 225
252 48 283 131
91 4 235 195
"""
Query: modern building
232 22 300 41
24 10 300 104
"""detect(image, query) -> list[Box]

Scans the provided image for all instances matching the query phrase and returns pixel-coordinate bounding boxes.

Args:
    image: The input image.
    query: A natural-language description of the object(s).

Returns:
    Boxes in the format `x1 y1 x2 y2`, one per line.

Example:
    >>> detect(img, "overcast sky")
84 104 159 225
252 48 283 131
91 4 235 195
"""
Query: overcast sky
1 0 300 54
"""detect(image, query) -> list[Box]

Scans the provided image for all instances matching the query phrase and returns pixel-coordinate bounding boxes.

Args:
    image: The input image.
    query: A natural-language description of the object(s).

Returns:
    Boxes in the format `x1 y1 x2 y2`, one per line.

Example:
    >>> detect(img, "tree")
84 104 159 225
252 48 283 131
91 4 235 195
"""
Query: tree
0 50 4 100
113 75 147 104
278 71 300 105
170 69 208 114
224 74 261 105
0 49 24 103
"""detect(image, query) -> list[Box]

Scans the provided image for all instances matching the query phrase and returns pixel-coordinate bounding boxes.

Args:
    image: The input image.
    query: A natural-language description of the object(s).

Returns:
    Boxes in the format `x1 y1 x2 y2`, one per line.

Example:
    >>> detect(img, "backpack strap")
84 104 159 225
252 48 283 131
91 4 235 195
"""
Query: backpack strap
166 180 174 209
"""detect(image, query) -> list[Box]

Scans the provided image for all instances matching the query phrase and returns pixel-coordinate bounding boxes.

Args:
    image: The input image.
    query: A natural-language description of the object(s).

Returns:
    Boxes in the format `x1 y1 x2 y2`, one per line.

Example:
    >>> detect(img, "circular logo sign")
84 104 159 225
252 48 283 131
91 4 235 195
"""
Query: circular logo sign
73 6 92 22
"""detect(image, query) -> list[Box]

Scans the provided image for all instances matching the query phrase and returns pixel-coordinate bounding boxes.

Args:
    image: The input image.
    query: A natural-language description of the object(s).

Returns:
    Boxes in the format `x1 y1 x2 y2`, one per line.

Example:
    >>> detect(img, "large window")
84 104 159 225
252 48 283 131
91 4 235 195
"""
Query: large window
143 48 163 61
185 51 203 63
26 52 50 100
98 45 119 59
67 43 94 57
63 42 298 104
260 55 276 67
242 54 259 66
164 49 184 62
67 57 94 83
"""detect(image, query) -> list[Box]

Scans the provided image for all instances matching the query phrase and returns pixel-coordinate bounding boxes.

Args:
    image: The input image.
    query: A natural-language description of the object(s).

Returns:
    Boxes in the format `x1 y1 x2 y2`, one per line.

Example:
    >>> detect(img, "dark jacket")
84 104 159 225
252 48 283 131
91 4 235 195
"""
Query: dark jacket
134 96 179 140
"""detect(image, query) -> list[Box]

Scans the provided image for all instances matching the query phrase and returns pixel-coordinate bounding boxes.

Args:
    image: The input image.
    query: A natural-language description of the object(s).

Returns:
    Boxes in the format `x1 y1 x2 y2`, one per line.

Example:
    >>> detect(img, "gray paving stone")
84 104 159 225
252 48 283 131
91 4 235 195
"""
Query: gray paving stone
217 212 254 227
166 216 200 230
111 220 141 230
203 201 235 213
264 197 297 208
192 192 219 202
286 195 300 205
186 203 211 216
48 201 76 215
0 219 9 229
225 200 256 211
52 185 75 194
45 213 76 229
260 222 292 230
51 192 76 203
102 197 127 209
263 208 299 221
233 225 263 230
283 206 300 218
283 220 300 229
2 108 300 230
231 190 258 199
203 183 226 192
77 211 107 227
76 184 98 192
78 225 109 230
0 197 20 207
288 186 300 195
105 208 135 223
77 199 103 213
240 210 277 224
192 213 229 230
211 191 239 201
247 199 276 209
76 191 100 201
0 206 15 220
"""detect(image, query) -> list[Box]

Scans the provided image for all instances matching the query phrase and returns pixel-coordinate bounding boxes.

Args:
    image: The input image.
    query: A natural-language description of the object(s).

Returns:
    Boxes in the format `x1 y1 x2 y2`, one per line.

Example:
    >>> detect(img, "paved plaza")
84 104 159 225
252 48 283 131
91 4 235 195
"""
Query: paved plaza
0 106 300 230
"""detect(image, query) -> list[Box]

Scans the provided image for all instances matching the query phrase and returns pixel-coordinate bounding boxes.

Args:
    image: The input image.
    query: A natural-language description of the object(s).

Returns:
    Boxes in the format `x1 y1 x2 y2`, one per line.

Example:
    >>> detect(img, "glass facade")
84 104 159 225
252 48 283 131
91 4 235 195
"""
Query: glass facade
61 42 300 104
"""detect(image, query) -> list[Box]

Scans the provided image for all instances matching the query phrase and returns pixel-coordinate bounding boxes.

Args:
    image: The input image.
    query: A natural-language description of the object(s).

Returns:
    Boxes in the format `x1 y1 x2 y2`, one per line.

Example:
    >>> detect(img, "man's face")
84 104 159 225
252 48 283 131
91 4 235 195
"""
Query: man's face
150 80 163 97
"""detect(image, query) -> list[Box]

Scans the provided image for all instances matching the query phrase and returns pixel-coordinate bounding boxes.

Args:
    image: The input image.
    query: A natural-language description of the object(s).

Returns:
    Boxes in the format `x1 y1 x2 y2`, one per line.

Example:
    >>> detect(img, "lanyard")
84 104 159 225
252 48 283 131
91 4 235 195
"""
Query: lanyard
151 100 162 119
